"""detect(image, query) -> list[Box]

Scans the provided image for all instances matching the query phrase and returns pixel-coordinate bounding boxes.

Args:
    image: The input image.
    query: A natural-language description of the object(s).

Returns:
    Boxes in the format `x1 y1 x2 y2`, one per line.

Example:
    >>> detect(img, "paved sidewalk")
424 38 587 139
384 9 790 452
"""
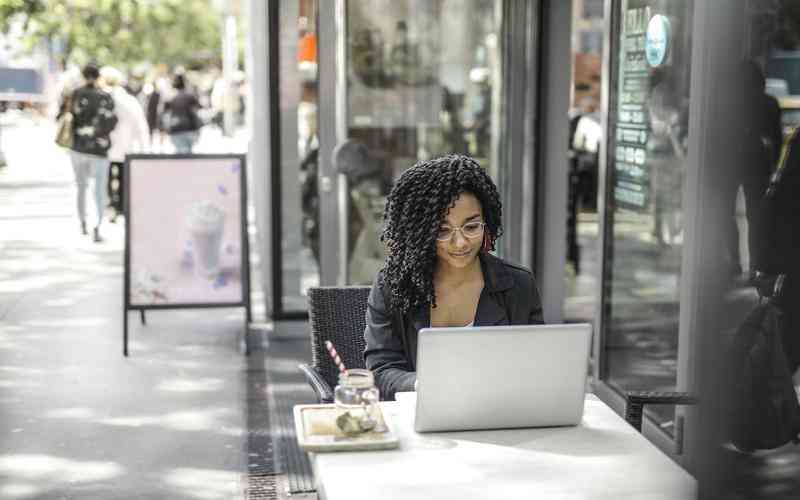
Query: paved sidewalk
0 116 269 499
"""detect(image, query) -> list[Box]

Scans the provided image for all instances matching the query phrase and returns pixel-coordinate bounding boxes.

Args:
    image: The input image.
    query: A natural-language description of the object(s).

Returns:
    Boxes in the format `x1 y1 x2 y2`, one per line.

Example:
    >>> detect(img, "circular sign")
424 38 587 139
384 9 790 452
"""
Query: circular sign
645 14 671 68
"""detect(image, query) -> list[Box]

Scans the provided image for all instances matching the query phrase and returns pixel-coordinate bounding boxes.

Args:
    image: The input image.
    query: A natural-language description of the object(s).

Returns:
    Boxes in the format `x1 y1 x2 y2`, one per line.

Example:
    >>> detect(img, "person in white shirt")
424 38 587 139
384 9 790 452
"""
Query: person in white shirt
100 66 150 222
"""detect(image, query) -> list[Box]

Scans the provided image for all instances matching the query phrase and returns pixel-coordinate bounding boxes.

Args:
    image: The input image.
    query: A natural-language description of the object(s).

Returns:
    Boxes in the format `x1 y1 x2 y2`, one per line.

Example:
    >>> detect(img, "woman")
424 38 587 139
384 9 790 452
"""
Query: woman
100 66 150 222
162 74 202 153
364 154 544 400
63 63 118 242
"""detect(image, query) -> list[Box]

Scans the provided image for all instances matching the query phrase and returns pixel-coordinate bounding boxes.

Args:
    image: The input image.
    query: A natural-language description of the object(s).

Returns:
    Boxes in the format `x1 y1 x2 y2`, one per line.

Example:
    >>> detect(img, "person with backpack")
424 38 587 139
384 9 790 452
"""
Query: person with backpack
761 127 800 375
66 63 119 242
726 111 800 453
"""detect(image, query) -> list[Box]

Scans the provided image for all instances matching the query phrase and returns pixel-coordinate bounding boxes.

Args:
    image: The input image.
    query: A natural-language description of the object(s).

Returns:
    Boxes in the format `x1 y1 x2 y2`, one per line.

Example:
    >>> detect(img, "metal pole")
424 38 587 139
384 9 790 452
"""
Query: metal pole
123 309 128 356
222 6 238 137
0 121 6 168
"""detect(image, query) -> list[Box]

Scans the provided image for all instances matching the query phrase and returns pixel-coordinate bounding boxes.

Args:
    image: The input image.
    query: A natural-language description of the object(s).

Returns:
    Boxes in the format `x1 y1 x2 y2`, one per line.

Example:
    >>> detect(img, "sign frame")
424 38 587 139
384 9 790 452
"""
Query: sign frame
122 153 252 356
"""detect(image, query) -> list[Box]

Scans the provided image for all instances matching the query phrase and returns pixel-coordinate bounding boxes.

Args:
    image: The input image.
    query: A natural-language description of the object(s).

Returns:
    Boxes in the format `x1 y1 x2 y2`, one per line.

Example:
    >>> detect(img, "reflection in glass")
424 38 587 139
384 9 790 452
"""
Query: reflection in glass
343 0 503 284
714 2 800 495
282 0 321 312
565 0 604 324
603 0 693 434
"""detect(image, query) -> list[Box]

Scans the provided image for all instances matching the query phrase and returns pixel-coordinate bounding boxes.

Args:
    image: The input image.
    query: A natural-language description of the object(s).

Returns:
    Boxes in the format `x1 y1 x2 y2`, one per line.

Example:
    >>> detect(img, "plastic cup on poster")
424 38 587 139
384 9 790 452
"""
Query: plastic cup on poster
186 201 226 278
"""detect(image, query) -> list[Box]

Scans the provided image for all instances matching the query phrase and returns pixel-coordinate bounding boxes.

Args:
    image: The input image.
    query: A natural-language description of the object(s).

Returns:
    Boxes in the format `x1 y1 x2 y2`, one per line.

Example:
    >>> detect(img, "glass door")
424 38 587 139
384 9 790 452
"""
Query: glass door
597 0 800 479
268 0 321 317
595 0 694 459
317 0 508 285
692 1 800 494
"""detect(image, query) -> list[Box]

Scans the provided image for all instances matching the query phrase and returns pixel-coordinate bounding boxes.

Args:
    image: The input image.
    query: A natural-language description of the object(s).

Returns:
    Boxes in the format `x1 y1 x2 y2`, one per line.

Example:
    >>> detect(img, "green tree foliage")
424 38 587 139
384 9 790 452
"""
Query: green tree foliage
0 0 222 68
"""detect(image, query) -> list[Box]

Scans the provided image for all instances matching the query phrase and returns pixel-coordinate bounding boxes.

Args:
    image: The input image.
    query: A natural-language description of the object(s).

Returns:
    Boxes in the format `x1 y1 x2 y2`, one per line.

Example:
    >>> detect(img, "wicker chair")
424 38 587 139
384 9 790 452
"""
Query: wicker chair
299 286 371 403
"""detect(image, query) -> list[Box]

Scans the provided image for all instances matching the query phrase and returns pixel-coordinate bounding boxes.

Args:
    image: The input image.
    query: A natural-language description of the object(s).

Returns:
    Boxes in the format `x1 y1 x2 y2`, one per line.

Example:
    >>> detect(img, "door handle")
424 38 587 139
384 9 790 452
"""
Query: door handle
674 415 685 455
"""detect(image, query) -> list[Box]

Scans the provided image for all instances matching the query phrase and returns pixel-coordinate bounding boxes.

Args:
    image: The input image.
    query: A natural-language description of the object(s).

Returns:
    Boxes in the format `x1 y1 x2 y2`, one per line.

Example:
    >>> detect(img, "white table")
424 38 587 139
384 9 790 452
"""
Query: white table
310 393 696 500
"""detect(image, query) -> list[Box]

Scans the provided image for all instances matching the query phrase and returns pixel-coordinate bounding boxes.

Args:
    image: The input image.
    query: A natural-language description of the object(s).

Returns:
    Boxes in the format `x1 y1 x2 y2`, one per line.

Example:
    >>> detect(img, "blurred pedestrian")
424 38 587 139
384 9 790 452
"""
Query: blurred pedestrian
124 66 146 99
144 79 163 149
162 74 202 153
210 70 244 135
210 72 225 131
65 63 118 242
100 66 149 223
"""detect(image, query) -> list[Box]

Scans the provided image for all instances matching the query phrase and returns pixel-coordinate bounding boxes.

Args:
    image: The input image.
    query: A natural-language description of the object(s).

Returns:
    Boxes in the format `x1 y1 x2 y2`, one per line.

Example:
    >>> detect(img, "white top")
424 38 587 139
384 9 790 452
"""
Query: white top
107 86 149 162
310 393 696 500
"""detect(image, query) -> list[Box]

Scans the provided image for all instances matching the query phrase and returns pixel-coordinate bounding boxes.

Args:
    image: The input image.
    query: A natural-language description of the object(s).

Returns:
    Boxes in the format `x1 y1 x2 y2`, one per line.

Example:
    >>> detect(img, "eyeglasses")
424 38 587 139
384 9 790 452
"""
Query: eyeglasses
436 221 485 241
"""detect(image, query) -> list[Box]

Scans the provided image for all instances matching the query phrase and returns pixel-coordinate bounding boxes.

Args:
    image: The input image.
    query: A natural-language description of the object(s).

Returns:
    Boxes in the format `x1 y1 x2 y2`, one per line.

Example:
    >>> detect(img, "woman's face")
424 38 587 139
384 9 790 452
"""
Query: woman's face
435 192 485 270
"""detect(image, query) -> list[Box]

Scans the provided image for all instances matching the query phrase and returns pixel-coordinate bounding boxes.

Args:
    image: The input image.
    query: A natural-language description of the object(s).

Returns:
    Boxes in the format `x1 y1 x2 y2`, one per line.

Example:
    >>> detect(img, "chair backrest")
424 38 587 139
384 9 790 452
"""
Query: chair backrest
307 286 371 391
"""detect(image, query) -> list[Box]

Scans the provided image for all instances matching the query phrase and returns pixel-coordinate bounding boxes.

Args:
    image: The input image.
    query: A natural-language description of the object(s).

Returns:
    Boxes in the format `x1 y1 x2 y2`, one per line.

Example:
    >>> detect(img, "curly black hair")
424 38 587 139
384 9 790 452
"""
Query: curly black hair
380 154 503 315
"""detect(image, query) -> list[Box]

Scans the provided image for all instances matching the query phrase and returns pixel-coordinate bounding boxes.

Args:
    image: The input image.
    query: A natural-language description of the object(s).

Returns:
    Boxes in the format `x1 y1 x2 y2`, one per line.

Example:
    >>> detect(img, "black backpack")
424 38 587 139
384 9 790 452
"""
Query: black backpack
728 282 800 451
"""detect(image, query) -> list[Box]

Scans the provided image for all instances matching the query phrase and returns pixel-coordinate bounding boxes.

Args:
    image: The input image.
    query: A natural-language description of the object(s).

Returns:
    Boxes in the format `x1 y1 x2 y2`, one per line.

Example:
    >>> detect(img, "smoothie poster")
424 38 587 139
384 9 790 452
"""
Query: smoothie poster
127 156 245 306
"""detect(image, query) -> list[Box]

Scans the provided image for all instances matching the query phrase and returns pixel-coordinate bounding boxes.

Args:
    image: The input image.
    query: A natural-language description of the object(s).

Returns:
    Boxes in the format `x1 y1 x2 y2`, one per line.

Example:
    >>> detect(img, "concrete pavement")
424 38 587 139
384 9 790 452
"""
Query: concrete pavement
0 114 275 499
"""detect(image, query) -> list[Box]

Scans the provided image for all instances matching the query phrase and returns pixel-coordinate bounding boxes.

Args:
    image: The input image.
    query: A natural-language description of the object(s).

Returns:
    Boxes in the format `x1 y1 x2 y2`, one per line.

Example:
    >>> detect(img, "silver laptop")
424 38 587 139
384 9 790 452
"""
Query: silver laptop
414 323 592 432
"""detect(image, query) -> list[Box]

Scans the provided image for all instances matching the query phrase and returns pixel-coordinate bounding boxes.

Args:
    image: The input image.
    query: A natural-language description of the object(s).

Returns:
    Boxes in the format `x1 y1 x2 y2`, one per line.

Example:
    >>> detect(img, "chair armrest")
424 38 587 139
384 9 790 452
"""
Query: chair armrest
299 363 334 403
624 391 698 432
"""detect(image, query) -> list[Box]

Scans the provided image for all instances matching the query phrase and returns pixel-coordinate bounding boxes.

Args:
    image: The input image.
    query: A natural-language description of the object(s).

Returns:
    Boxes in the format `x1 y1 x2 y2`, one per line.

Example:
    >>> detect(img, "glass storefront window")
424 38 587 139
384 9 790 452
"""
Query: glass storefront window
342 0 503 284
602 0 694 434
281 0 321 312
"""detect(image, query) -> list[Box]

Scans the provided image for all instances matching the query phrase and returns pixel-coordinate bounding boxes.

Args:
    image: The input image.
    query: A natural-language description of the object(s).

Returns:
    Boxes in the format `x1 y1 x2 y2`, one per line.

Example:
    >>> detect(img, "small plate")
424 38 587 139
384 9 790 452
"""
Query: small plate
293 404 400 452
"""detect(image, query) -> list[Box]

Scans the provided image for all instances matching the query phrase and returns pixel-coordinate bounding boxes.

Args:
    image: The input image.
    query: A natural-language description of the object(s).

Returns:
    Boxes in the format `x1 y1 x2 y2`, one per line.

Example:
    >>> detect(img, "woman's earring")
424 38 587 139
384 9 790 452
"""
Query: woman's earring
482 233 492 253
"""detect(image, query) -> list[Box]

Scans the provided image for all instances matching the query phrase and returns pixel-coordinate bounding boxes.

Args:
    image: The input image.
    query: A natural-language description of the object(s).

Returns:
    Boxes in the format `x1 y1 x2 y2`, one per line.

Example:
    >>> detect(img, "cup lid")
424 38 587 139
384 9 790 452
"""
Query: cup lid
337 368 374 388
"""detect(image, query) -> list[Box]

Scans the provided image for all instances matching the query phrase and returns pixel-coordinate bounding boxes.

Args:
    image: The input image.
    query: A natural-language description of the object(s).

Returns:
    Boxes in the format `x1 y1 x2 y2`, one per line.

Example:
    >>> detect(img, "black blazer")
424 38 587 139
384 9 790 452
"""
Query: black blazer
363 252 544 401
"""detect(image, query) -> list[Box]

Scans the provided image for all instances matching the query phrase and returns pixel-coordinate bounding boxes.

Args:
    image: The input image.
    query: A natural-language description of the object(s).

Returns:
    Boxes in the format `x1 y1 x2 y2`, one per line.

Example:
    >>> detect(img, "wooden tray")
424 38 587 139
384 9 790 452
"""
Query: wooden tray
293 404 400 452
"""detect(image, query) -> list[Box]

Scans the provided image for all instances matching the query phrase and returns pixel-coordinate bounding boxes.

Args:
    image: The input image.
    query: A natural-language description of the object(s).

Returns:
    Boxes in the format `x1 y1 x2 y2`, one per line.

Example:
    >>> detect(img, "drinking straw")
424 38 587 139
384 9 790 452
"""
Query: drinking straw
324 340 348 375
